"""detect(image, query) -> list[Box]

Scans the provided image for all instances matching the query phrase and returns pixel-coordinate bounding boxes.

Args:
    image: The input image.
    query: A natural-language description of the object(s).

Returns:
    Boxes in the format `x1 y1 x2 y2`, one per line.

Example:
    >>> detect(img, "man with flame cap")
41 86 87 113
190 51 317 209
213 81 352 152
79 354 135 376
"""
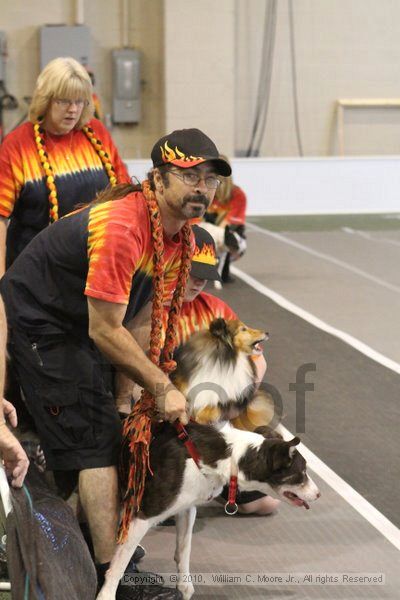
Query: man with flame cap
0 128 231 599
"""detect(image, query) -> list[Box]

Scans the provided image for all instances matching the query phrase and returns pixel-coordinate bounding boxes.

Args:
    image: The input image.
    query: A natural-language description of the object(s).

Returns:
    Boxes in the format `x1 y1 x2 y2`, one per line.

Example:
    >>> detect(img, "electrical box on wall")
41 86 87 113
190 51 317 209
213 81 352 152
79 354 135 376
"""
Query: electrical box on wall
112 48 141 124
0 31 6 81
40 25 90 69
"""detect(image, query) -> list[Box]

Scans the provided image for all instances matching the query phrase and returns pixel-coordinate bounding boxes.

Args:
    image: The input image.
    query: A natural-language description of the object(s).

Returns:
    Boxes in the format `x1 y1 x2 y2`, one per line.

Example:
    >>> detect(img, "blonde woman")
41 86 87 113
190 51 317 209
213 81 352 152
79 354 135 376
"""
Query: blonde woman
0 57 130 273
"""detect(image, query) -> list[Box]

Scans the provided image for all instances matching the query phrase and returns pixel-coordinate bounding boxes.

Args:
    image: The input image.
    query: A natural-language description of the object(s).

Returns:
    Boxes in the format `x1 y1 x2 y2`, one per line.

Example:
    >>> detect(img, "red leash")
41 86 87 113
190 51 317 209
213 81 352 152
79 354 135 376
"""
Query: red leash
174 420 238 515
174 421 201 467
225 471 238 515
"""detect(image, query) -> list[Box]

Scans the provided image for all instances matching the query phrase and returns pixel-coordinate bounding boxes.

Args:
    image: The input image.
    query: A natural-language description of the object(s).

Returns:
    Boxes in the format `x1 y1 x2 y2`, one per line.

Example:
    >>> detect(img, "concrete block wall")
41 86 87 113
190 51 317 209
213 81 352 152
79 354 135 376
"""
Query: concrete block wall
164 0 235 156
1 0 164 158
3 1 400 159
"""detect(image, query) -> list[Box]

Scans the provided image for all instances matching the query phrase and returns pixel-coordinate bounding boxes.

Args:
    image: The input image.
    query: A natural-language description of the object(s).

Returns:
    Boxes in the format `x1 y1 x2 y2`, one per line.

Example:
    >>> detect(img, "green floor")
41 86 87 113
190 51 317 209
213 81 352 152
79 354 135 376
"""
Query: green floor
248 212 400 231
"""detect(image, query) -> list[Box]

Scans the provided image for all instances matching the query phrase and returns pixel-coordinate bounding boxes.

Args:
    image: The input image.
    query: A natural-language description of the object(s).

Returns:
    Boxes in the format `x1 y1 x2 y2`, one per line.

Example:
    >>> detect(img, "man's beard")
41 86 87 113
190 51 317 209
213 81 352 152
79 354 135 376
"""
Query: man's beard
180 194 210 218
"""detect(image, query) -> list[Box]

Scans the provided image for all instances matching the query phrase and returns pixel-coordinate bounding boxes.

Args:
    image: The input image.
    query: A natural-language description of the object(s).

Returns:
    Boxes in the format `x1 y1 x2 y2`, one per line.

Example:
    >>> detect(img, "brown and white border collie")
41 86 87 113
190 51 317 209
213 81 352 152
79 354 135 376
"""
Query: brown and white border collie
171 318 267 425
97 423 320 600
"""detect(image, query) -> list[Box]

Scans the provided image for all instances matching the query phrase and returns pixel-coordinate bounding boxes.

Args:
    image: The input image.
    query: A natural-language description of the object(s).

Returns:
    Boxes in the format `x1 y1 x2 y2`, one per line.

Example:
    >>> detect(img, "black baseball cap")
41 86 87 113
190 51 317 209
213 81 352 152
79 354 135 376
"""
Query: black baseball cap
190 225 221 281
151 128 231 177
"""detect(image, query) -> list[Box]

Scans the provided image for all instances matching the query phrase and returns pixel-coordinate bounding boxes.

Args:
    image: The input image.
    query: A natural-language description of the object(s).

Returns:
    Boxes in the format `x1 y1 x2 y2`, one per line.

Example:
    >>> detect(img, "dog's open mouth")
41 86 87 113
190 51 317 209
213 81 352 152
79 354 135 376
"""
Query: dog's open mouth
283 491 310 510
251 339 265 355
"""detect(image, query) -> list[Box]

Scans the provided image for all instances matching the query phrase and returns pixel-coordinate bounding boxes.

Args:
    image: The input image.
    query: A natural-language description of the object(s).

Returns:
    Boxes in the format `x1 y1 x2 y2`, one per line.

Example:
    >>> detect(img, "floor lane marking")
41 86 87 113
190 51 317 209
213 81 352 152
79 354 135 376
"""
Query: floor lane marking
231 265 400 375
342 226 400 248
246 222 400 294
230 265 400 550
279 424 400 552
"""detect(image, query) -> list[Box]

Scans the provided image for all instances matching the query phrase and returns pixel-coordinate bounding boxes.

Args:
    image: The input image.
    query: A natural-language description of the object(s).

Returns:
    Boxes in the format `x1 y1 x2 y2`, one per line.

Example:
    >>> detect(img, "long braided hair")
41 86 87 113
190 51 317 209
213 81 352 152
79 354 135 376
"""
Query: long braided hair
33 121 118 223
118 179 192 543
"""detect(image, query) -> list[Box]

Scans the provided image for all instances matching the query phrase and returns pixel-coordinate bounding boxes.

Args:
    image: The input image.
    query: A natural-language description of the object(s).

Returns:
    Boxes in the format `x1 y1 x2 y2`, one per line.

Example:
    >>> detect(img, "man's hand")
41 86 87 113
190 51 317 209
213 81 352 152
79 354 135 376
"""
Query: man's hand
156 385 188 425
2 398 18 428
0 427 29 488
115 396 132 417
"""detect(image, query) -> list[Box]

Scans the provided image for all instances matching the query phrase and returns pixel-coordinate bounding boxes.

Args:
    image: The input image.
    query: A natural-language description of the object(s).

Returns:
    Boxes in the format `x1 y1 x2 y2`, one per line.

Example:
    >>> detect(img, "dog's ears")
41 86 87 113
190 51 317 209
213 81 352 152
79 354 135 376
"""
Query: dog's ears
209 318 231 344
288 436 300 458
254 425 283 441
269 437 300 471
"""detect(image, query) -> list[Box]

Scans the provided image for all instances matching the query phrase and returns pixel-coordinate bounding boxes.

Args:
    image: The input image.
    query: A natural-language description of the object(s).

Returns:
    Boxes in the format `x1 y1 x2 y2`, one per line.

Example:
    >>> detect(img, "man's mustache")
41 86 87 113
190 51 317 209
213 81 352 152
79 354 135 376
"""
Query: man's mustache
182 194 209 208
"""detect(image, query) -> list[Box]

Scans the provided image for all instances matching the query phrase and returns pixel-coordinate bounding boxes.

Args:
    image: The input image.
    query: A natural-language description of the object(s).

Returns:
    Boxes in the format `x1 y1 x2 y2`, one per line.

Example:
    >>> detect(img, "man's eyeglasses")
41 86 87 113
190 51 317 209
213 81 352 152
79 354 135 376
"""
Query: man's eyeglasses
54 98 88 108
168 169 221 190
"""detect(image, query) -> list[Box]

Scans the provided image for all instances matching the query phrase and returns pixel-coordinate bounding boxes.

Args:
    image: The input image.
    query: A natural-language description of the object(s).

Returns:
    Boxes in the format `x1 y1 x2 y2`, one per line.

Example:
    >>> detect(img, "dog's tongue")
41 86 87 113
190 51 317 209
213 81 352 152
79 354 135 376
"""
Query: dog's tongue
253 343 263 353
284 491 310 510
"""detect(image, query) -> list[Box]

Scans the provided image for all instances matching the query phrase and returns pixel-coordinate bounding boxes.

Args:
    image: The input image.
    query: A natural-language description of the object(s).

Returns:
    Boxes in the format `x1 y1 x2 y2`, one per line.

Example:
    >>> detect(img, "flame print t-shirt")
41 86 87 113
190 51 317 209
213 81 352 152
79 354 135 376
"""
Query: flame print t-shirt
1 191 189 335
0 119 130 265
162 292 237 348
206 185 246 226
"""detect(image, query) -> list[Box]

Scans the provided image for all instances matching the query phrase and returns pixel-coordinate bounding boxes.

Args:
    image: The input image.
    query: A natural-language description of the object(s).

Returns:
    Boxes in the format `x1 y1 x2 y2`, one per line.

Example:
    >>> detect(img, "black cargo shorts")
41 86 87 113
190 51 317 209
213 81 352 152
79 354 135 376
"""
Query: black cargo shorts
8 328 122 472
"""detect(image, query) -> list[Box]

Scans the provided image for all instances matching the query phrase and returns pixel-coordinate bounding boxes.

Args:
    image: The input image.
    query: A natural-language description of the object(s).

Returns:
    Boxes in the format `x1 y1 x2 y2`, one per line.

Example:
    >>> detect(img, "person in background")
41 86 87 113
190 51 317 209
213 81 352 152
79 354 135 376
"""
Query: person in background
201 154 247 283
0 297 29 488
86 67 104 121
0 56 130 272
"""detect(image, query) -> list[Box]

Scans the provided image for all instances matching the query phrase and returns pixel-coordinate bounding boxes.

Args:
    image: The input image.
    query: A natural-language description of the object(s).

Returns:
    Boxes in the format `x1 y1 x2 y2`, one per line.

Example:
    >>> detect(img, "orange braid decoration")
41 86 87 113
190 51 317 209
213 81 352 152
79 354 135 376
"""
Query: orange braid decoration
118 180 192 543
82 125 118 187
33 122 59 223
33 121 117 223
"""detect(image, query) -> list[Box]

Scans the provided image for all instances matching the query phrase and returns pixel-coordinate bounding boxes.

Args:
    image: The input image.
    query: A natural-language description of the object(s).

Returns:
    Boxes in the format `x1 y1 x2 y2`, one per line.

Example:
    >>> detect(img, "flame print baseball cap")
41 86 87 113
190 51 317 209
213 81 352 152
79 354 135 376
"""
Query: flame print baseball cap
190 225 221 281
151 128 231 176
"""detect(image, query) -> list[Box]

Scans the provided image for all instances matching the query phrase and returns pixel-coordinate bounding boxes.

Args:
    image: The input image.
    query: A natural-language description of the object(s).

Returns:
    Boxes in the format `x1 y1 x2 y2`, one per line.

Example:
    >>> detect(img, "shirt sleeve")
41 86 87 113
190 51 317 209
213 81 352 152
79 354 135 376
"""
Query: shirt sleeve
0 133 24 218
205 293 238 320
219 299 238 320
226 186 247 225
85 204 144 304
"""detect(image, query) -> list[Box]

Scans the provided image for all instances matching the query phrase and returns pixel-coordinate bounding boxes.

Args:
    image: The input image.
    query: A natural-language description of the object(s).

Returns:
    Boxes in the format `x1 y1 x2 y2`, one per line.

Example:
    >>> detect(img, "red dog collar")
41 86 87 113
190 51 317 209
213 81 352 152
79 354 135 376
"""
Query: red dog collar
174 421 201 467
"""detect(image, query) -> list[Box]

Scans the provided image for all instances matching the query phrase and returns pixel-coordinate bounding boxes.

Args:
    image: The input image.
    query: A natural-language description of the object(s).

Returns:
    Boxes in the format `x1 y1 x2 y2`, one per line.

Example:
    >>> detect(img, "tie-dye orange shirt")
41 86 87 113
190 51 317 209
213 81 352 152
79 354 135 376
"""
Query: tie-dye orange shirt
1 191 190 334
0 119 130 266
85 193 187 308
163 292 237 348
206 185 246 226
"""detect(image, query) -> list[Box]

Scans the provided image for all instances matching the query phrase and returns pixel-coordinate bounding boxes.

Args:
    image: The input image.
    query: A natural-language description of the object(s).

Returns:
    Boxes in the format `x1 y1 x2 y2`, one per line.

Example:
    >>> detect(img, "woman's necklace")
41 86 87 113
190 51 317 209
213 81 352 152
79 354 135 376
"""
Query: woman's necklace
34 121 118 223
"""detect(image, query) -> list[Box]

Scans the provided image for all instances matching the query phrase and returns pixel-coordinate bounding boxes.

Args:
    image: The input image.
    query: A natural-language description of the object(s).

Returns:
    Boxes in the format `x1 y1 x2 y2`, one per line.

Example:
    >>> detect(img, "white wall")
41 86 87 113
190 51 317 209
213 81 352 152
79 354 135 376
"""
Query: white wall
1 0 164 158
125 156 400 216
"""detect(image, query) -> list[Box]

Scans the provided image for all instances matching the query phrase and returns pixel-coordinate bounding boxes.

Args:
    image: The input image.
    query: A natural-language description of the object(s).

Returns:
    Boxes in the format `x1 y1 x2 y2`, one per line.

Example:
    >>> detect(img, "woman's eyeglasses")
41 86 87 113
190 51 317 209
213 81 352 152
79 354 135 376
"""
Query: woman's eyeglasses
54 98 89 108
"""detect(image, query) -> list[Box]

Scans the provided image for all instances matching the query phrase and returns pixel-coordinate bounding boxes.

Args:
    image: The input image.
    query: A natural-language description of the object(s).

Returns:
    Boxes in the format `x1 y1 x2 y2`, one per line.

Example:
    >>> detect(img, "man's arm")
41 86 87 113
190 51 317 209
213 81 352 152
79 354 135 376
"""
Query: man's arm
87 297 188 424
114 302 152 414
0 297 29 487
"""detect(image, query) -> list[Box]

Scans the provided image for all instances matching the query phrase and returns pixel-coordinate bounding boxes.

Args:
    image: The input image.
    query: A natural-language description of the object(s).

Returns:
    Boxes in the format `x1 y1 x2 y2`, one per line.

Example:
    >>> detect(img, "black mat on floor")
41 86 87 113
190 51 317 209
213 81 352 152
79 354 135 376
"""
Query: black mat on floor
210 278 400 527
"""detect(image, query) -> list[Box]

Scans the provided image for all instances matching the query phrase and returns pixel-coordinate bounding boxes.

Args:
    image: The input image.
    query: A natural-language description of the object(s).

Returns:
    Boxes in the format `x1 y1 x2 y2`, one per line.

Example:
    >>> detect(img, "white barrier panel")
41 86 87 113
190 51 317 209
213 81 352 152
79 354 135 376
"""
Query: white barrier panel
125 156 400 216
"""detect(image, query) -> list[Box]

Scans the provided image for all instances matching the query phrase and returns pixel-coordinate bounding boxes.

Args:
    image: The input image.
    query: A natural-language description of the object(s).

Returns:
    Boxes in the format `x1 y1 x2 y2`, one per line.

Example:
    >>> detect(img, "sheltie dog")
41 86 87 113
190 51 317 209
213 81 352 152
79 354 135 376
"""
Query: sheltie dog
171 317 269 426
97 423 320 600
